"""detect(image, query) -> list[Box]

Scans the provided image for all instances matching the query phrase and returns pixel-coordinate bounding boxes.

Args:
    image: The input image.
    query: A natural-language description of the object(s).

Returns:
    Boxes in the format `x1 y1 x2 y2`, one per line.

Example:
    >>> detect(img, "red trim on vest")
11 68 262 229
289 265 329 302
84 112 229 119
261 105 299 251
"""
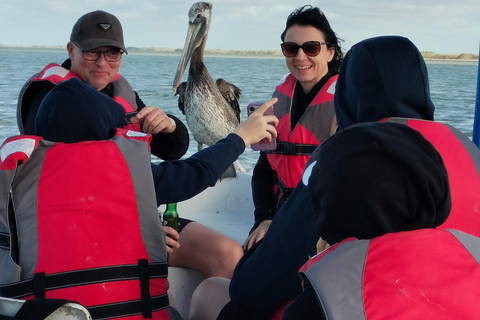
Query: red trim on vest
303 230 480 319
34 141 166 309
406 119 480 236
363 230 480 319
32 63 81 83
0 136 42 170
274 74 296 97
114 96 136 113
31 64 137 116
115 128 152 146
268 75 336 189
1 133 168 319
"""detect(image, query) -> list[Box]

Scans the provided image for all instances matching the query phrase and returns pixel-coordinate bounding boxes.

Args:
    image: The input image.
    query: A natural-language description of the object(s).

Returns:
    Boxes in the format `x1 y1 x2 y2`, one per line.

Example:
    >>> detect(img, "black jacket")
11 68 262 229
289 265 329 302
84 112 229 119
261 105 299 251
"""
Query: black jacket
230 36 438 319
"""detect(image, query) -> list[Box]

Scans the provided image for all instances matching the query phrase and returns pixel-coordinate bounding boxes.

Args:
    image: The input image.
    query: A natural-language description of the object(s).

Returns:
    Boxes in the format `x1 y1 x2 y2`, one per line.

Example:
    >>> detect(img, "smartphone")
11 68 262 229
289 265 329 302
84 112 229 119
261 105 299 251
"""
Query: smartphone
247 102 277 151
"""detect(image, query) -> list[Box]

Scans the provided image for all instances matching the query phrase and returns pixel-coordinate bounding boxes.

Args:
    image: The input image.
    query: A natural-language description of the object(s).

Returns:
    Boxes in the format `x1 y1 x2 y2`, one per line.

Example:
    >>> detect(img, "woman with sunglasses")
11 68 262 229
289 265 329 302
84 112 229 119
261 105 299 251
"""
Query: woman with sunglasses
186 6 343 320
244 5 343 251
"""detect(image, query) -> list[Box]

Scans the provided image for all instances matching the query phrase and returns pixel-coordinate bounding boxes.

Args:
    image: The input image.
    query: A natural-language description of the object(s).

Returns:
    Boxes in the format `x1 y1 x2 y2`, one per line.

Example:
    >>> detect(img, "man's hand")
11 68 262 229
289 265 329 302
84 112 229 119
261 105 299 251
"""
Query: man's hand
130 106 176 134
164 226 180 254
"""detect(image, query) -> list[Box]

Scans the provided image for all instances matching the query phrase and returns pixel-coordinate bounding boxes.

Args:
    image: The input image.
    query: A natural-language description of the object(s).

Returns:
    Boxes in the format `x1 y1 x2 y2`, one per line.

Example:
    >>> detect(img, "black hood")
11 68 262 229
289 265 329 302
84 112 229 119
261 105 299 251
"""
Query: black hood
35 78 126 143
304 122 451 245
335 36 435 130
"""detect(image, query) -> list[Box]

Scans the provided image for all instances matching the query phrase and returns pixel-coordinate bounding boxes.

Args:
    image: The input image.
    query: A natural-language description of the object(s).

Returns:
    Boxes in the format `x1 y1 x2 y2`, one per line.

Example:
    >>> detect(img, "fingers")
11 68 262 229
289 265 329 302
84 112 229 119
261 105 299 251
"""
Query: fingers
164 226 180 253
242 220 271 251
252 97 278 116
234 99 279 147
243 228 265 251
131 106 175 134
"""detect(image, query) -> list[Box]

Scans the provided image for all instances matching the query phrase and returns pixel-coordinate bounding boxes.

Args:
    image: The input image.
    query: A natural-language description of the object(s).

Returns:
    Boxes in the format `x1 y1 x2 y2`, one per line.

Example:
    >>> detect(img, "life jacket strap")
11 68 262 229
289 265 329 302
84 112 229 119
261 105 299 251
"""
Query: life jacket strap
87 294 169 320
138 259 152 318
267 141 317 155
0 262 168 298
274 175 295 211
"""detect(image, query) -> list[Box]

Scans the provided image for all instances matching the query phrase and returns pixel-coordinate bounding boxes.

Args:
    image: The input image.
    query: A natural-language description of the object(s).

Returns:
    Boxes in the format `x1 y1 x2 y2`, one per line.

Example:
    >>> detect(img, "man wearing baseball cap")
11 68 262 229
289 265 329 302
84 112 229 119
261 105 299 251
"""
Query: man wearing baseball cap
17 10 249 290
18 10 189 161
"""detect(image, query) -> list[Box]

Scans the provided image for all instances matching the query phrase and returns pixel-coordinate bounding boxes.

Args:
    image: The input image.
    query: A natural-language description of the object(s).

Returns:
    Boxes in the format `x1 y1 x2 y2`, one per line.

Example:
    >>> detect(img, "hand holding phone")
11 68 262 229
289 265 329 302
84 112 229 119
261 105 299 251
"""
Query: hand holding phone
247 102 277 151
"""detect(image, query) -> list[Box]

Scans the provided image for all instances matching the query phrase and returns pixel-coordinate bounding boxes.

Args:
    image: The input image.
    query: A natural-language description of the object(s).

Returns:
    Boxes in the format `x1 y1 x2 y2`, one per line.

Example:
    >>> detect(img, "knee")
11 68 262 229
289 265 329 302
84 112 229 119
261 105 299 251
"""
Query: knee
190 277 231 320
214 239 244 275
200 238 244 279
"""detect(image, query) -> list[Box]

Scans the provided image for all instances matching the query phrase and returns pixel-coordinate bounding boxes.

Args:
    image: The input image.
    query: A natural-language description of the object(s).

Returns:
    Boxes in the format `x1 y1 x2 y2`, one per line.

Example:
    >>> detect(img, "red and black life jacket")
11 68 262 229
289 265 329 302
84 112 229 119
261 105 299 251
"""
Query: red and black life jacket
300 229 480 319
383 117 480 237
267 74 337 204
17 63 141 134
0 129 171 320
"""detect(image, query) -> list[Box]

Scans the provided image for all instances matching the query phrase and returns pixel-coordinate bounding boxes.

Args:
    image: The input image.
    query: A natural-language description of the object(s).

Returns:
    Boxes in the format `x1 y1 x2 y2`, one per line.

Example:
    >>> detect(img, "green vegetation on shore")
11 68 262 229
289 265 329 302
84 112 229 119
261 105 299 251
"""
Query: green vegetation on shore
1 45 478 61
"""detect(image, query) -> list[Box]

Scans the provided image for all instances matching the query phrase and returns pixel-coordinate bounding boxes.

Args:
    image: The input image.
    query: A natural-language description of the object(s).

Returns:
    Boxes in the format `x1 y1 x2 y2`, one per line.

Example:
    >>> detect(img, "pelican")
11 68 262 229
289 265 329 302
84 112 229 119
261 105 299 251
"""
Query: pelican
173 2 244 176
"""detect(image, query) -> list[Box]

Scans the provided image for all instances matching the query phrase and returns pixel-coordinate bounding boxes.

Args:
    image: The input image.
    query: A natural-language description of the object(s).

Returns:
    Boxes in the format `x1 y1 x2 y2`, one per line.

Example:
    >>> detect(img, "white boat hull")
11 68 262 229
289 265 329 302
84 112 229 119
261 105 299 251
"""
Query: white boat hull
166 170 253 319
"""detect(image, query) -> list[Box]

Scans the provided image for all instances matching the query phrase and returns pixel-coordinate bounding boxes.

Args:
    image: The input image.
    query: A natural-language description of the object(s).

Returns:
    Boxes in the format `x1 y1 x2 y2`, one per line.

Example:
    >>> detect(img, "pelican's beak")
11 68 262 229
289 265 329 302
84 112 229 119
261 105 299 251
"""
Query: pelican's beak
173 17 207 92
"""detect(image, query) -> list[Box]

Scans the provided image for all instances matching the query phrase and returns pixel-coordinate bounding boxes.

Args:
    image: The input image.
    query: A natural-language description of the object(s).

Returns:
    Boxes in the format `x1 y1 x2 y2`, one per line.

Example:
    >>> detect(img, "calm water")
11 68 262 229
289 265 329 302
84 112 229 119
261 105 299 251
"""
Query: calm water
0 49 478 170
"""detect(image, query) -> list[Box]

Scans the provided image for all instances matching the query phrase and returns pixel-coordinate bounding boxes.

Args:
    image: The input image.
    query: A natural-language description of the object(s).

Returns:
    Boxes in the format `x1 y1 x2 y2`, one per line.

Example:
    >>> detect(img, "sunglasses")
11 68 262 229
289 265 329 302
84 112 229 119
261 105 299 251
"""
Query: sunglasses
73 43 124 62
281 41 330 58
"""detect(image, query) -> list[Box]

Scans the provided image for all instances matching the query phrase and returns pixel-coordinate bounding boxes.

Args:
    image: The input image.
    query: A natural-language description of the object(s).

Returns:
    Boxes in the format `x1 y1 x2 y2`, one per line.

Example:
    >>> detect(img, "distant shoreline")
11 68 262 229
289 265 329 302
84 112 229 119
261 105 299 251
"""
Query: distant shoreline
0 45 478 61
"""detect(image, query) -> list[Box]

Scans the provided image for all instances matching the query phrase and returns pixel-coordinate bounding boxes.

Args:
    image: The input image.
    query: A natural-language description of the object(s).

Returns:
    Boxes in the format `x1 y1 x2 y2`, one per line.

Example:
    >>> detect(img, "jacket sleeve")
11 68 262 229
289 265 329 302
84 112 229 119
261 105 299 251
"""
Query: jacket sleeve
151 133 245 205
150 115 189 160
135 92 190 160
229 182 319 318
251 152 277 229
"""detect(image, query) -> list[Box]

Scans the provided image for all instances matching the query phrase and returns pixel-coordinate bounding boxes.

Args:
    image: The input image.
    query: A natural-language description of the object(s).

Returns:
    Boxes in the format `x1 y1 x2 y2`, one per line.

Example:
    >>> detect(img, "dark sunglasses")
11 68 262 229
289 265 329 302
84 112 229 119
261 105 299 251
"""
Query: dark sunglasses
281 41 330 57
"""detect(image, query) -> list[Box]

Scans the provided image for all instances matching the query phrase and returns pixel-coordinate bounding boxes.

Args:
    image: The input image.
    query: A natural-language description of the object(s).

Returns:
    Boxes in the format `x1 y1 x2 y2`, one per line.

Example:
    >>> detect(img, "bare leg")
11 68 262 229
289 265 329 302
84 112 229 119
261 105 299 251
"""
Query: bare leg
168 222 244 278
189 277 231 320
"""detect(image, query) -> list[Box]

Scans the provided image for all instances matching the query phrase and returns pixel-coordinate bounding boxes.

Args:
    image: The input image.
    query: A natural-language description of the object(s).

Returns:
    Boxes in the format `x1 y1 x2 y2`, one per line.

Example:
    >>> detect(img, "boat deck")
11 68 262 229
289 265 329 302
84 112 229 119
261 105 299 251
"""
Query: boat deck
166 171 253 319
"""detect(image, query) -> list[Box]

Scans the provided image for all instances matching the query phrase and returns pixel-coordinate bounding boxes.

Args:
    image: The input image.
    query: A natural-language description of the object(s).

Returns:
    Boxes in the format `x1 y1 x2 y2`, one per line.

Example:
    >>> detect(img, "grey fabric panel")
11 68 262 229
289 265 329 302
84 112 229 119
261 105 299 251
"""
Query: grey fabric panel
12 140 52 279
272 90 292 120
113 136 168 263
0 167 21 284
303 240 370 320
111 76 139 111
301 99 337 143
442 123 480 185
447 229 480 264
0 167 14 237
383 117 409 125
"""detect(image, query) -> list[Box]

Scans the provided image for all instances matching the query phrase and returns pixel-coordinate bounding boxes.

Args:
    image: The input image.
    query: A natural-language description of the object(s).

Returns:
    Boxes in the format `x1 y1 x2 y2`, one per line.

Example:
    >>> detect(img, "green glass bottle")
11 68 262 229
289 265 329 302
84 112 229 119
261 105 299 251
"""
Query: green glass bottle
163 203 179 231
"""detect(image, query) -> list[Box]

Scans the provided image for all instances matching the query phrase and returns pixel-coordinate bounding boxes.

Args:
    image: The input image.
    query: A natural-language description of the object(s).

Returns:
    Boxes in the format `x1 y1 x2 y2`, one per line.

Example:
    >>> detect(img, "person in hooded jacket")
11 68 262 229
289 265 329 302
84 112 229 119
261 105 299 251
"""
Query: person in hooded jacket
33 78 278 281
187 35 479 320
335 36 480 236
282 122 480 320
1 77 277 320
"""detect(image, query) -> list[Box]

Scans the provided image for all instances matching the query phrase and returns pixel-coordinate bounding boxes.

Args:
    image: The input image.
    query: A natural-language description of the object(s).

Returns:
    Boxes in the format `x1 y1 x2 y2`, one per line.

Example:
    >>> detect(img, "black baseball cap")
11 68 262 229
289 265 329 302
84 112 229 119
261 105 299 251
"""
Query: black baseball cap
70 10 127 53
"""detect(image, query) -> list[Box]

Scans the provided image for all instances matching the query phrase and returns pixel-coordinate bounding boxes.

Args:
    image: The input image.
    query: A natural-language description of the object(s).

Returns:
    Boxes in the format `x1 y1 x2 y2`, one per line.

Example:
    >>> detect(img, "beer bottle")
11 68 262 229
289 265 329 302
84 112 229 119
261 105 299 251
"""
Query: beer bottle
163 203 179 231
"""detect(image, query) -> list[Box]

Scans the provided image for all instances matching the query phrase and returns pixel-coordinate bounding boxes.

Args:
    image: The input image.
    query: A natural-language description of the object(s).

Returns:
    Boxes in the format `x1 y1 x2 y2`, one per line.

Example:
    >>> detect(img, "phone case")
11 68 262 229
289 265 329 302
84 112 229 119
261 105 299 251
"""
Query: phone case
247 102 277 151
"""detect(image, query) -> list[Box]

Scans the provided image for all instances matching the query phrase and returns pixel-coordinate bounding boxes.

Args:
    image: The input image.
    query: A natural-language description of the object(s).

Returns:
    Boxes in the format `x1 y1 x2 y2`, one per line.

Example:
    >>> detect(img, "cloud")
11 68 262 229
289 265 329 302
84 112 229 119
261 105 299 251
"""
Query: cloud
0 0 478 54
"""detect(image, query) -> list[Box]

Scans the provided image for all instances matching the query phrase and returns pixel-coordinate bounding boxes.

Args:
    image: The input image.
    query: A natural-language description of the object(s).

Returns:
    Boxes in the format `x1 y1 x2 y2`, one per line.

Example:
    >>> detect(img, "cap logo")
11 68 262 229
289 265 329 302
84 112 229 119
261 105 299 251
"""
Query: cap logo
97 23 112 32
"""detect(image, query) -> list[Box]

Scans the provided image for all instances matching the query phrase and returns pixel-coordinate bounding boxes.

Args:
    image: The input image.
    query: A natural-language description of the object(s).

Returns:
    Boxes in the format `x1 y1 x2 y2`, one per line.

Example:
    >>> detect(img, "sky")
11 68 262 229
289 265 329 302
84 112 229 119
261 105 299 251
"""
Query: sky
1 0 479 55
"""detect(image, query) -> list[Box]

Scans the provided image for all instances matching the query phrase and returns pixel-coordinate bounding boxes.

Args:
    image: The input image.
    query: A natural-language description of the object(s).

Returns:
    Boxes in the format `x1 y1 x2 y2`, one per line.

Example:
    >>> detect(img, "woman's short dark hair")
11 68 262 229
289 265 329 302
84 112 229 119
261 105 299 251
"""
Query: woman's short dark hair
281 5 343 74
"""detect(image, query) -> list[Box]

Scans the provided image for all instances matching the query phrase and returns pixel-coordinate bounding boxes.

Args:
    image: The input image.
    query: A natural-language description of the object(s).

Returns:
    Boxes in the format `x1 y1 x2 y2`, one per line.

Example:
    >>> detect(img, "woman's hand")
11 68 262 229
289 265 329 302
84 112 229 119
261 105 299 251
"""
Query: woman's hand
243 220 272 251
